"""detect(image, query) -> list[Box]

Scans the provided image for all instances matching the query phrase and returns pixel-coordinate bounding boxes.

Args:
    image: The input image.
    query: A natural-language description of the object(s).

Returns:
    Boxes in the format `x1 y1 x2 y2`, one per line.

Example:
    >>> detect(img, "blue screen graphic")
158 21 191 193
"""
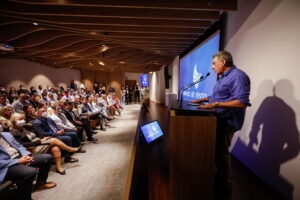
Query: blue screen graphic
140 121 164 143
140 74 149 87
179 32 219 101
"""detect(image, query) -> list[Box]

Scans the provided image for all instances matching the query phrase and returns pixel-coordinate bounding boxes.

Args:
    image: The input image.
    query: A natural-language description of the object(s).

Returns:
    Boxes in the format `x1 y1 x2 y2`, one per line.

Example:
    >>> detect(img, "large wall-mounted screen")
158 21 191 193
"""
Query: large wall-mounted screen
140 73 149 87
179 31 220 101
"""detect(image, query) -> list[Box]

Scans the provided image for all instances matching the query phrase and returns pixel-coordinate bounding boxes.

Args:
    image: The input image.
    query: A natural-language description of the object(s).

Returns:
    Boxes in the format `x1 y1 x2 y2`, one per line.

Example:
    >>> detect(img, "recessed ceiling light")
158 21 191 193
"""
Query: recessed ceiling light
33 22 39 26
120 61 125 64
102 46 108 52
99 61 104 66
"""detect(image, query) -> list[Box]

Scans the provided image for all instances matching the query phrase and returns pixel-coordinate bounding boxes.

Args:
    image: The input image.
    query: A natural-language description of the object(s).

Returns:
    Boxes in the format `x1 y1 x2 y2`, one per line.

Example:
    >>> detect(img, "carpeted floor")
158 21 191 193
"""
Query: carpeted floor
32 104 140 200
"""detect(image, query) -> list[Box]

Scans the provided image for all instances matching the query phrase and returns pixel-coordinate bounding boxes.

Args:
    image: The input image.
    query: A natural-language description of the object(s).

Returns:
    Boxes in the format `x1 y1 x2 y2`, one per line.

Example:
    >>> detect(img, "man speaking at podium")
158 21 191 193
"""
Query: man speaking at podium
189 51 251 194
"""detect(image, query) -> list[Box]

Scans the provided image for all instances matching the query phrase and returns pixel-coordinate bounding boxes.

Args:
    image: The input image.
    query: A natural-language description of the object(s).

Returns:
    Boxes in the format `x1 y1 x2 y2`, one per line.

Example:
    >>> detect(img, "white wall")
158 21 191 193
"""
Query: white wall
0 58 81 90
226 0 300 199
149 71 159 102
125 72 142 85
149 66 165 103
171 56 180 97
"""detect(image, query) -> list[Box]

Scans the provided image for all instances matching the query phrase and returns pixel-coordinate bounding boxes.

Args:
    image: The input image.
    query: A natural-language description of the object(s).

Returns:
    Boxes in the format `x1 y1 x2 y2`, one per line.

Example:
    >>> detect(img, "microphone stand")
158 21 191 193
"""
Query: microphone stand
179 72 210 108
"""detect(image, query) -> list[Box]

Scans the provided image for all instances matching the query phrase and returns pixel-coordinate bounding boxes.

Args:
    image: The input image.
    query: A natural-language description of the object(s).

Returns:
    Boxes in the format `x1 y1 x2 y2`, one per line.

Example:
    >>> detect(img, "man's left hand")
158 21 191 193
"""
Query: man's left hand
57 130 64 135
197 103 215 109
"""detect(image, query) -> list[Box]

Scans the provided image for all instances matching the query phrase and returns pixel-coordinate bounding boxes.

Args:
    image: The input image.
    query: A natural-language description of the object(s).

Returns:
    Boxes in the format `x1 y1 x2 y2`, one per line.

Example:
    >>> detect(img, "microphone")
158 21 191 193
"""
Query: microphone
179 72 210 108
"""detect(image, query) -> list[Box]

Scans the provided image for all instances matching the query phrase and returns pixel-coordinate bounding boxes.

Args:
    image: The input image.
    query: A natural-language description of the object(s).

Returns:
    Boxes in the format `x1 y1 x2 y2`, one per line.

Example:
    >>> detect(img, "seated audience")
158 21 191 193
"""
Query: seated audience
103 94 121 116
10 113 83 175
68 91 76 102
9 87 17 94
98 94 114 116
0 124 56 200
8 90 18 104
50 103 85 138
37 85 43 97
29 86 36 94
0 91 10 109
49 88 58 101
47 93 57 103
0 106 13 131
79 97 106 131
92 96 113 121
73 96 81 109
23 104 37 124
62 102 97 142
28 92 39 109
32 107 80 163
12 92 30 113
39 90 50 105
112 92 123 110
16 84 28 96
36 106 82 147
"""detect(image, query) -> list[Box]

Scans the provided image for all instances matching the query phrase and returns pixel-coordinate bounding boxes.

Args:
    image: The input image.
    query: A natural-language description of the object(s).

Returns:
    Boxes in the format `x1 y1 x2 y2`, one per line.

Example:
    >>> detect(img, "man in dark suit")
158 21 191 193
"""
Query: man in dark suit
32 107 79 162
0 126 56 200
62 102 97 142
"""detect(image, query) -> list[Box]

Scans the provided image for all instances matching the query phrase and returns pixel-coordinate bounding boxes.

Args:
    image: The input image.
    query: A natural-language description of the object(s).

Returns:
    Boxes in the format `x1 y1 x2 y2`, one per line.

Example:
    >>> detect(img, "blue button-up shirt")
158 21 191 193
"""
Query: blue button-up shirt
208 66 251 130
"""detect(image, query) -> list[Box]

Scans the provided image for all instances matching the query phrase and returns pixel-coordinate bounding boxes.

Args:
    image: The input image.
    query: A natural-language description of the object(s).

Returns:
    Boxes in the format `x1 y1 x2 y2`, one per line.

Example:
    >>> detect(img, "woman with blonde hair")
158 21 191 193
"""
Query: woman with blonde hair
0 105 13 131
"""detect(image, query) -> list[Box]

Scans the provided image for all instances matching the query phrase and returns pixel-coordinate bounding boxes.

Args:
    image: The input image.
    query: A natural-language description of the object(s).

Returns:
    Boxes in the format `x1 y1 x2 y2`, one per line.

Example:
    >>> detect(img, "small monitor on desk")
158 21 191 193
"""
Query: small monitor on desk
140 120 164 144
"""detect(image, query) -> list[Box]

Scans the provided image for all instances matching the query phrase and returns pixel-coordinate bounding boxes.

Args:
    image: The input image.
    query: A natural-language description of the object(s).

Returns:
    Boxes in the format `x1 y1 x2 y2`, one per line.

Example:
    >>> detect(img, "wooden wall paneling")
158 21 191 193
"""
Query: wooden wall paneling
108 70 124 99
81 71 94 91
95 71 109 86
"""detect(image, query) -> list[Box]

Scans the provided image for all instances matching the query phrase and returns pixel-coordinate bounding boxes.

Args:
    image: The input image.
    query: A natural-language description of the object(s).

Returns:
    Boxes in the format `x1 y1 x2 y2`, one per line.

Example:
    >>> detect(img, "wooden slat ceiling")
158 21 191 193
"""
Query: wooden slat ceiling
0 0 237 73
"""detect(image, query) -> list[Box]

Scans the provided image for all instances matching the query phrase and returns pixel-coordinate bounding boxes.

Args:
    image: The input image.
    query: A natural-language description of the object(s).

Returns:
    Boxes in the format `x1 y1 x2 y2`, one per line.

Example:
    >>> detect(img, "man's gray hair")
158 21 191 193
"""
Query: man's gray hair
213 51 233 67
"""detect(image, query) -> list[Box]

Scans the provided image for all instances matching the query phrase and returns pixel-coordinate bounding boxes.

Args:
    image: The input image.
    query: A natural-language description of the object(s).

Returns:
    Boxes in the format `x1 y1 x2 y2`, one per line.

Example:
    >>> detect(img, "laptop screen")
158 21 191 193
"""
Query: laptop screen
140 120 164 143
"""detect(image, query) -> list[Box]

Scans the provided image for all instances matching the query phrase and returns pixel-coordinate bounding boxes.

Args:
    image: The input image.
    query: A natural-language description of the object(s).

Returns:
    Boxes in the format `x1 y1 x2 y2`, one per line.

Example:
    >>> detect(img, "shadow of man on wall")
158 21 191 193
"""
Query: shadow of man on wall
232 79 300 200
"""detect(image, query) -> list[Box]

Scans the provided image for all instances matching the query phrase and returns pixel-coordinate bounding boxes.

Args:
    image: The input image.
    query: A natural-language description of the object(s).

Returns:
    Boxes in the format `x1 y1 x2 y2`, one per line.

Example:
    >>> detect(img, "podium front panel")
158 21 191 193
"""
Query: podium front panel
170 110 216 200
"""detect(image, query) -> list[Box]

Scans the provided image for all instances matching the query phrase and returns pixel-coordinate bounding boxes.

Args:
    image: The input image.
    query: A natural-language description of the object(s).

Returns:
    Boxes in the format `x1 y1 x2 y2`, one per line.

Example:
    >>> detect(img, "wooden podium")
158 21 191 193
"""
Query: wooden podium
170 101 217 200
